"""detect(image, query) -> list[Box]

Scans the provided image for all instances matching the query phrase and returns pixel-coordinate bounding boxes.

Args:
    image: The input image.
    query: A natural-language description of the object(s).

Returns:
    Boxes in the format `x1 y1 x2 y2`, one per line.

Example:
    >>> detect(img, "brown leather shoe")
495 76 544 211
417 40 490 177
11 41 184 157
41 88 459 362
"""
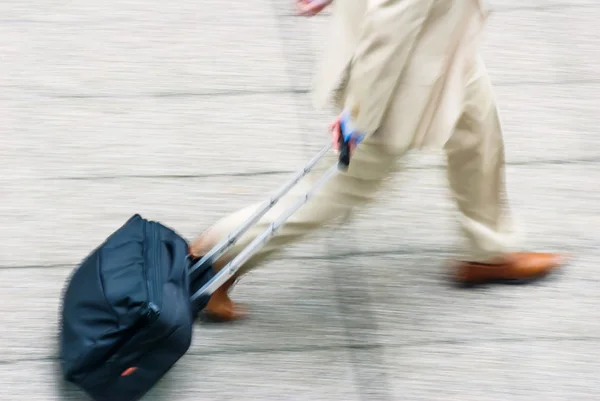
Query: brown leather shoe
201 277 249 322
190 235 249 322
454 252 565 286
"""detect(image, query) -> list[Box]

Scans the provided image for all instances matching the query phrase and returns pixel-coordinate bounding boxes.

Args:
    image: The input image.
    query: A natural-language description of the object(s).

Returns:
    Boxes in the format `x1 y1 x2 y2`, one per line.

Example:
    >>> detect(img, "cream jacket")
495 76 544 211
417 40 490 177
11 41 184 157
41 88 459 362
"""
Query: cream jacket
311 0 490 149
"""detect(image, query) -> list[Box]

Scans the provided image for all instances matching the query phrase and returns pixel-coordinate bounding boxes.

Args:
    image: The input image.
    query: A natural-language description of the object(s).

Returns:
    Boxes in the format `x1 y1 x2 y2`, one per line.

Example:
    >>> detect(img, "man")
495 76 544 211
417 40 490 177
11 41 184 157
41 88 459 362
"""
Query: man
191 0 564 321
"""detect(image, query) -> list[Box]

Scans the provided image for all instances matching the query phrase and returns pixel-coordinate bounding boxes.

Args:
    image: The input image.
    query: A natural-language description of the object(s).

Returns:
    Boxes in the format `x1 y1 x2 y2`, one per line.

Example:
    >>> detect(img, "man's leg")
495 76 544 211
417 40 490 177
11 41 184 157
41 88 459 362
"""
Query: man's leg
190 138 400 320
444 56 563 285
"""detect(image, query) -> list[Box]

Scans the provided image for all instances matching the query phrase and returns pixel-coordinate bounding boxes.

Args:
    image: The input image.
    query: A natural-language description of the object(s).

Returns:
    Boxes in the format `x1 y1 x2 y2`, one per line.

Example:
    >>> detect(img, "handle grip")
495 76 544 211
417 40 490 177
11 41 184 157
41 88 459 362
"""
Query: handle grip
337 127 351 170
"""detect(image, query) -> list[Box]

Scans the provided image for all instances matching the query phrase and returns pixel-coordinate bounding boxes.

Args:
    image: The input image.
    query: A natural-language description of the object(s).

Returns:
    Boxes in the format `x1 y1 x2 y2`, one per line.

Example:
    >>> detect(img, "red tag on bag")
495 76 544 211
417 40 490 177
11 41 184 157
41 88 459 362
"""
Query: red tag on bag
121 367 137 376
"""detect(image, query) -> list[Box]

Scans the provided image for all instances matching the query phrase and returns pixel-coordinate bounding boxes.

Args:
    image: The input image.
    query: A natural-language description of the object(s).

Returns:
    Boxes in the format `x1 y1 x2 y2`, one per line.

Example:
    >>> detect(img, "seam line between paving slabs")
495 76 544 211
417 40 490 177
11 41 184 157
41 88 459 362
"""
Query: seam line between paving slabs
266 2 387 398
4 336 600 367
327 223 394 401
31 156 600 182
11 77 600 100
3 243 595 271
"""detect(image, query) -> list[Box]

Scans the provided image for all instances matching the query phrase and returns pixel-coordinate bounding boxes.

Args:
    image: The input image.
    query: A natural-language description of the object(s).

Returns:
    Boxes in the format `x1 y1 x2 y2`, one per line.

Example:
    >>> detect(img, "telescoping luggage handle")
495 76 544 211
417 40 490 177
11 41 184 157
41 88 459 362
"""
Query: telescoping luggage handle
189 132 352 307
188 133 351 281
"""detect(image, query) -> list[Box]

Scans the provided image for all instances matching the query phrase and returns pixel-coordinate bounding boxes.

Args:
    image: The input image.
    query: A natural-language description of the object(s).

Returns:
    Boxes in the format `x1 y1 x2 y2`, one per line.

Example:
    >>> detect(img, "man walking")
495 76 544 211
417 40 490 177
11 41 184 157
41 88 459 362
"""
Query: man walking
191 0 564 321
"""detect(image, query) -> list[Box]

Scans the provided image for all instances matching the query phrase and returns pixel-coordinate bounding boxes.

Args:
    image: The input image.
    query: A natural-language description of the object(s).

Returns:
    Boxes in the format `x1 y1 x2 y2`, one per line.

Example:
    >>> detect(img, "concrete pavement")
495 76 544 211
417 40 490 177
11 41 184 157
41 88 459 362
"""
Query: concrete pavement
1 1 599 400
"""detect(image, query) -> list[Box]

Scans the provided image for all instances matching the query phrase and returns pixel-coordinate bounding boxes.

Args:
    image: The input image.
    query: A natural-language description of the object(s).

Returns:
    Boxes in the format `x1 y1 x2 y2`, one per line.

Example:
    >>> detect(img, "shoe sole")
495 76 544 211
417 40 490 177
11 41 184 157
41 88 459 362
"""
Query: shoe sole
453 268 562 289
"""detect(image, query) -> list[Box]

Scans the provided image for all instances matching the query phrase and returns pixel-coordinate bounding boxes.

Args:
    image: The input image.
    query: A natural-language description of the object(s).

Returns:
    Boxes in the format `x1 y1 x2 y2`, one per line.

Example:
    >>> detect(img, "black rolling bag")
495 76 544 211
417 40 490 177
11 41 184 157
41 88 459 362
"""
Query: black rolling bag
59 214 214 401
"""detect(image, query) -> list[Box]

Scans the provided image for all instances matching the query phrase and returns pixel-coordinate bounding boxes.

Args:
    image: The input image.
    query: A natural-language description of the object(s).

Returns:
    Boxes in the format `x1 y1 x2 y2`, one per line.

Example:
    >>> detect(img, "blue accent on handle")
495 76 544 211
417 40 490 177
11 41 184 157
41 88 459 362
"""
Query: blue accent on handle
337 109 365 170
339 110 365 146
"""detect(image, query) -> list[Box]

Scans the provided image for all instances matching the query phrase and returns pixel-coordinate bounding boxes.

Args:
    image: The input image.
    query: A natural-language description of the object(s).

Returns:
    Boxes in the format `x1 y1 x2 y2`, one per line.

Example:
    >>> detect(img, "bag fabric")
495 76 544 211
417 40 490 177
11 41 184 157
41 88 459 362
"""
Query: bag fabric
59 214 214 401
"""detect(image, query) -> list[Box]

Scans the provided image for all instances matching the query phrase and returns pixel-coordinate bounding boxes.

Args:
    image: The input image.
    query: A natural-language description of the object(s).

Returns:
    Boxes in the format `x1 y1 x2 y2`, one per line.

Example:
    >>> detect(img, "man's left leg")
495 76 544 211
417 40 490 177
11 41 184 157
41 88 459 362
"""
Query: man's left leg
444 56 565 285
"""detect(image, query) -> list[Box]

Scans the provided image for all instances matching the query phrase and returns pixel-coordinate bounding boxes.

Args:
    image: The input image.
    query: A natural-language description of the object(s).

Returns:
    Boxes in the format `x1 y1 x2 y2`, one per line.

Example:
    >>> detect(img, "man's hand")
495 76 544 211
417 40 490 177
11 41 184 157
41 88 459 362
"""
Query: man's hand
330 110 365 153
295 0 333 17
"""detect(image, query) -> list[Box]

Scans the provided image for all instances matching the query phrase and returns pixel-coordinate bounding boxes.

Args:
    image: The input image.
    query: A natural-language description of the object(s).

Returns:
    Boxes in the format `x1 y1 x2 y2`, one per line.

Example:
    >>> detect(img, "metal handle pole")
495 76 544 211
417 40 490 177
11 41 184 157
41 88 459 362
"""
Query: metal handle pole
191 162 340 303
189 143 332 280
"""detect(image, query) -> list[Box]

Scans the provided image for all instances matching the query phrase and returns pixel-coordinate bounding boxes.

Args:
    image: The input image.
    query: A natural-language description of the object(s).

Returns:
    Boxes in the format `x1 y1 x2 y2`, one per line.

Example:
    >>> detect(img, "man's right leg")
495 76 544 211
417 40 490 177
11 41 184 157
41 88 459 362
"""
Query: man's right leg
190 138 400 320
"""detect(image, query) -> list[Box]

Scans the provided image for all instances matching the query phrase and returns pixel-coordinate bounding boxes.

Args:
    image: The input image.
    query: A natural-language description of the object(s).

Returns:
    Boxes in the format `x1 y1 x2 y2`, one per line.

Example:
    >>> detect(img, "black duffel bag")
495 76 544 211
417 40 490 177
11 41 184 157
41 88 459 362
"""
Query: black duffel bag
59 214 215 401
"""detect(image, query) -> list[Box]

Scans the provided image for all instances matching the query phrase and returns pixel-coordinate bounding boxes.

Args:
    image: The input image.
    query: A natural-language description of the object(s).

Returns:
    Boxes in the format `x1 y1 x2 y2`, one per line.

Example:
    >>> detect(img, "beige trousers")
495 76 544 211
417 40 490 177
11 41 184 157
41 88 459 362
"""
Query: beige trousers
194 55 519 276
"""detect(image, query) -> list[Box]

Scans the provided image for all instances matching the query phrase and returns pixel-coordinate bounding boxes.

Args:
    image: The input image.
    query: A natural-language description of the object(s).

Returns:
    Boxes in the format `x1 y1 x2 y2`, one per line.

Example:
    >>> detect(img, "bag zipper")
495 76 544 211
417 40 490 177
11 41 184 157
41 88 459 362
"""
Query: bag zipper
145 221 163 313
102 222 163 370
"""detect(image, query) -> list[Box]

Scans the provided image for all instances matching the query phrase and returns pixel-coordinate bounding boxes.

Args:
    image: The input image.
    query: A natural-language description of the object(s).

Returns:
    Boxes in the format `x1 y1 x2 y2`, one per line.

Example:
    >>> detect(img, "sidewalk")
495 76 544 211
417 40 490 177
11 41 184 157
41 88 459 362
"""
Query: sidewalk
1 1 599 400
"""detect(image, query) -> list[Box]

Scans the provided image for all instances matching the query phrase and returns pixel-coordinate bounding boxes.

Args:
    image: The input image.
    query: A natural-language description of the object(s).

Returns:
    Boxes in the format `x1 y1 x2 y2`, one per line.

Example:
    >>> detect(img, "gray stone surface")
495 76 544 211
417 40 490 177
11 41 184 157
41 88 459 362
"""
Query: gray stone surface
1 1 599 400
